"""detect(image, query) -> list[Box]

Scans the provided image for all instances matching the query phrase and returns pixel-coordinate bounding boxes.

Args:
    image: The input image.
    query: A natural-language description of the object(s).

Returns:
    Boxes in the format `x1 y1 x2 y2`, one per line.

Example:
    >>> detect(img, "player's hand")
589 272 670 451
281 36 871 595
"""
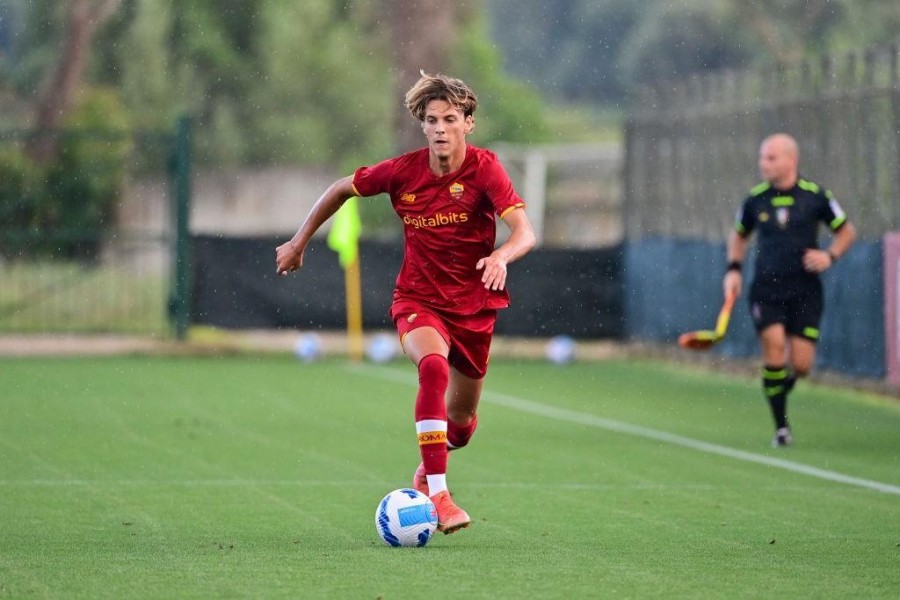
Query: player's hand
476 253 508 291
723 270 742 299
275 241 304 276
803 248 832 273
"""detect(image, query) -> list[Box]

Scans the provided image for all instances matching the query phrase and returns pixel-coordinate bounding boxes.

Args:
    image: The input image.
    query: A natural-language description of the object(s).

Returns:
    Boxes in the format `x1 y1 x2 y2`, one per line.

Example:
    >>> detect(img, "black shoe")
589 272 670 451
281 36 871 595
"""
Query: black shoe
772 427 793 448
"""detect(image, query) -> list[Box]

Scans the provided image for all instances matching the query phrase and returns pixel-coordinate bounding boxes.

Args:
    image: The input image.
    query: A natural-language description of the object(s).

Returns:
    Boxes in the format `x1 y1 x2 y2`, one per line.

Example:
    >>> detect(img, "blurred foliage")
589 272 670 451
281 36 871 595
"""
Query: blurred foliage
483 0 645 103
451 11 552 145
1 0 557 168
486 0 900 104
0 88 131 259
0 146 42 249
617 0 752 86
5 0 898 168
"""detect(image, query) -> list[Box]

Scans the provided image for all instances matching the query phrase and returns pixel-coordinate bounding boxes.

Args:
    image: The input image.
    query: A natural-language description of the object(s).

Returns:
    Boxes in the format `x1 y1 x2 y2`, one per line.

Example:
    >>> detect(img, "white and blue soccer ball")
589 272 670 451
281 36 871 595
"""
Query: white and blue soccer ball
545 335 576 364
292 333 323 362
375 488 438 547
366 333 399 364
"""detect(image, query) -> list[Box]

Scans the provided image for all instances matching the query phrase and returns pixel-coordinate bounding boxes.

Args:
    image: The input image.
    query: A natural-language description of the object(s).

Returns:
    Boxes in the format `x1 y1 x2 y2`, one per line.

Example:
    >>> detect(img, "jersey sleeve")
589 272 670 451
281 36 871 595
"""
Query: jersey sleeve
351 157 395 198
734 197 755 237
481 153 525 218
819 190 849 231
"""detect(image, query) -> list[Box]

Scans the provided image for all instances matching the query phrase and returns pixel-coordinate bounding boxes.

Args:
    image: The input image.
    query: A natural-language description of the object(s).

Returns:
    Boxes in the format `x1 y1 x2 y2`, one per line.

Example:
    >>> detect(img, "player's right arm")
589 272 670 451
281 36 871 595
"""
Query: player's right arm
275 175 357 276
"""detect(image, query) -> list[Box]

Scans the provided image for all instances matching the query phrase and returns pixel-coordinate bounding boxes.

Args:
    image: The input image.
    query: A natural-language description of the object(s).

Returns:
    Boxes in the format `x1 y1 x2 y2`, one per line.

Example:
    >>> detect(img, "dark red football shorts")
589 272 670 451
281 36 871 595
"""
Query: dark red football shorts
390 299 498 380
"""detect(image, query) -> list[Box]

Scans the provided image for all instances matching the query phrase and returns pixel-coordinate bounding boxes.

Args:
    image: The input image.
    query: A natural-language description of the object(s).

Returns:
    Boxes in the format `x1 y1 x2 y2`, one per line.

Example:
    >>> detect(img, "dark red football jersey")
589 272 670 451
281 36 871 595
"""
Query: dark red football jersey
352 145 525 314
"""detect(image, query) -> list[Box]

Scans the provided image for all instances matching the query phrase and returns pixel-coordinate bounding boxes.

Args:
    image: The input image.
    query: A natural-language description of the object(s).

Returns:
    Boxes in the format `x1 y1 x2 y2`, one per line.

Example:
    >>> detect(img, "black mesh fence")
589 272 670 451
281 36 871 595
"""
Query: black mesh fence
0 127 184 335
190 237 625 339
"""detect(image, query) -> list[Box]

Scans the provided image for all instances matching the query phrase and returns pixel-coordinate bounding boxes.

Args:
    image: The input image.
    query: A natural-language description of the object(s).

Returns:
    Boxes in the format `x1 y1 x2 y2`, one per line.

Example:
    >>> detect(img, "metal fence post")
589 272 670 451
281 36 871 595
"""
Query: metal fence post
170 115 193 340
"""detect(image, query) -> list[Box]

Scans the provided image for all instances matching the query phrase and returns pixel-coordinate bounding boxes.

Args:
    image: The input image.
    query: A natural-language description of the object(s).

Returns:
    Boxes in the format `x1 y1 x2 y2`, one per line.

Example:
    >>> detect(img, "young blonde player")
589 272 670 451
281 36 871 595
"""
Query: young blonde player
275 72 535 533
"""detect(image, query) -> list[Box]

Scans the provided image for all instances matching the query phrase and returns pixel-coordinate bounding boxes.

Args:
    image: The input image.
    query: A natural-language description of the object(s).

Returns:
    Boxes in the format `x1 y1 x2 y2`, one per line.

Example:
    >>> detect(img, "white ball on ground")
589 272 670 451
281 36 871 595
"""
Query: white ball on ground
293 333 323 362
366 332 399 363
375 488 438 547
545 335 576 364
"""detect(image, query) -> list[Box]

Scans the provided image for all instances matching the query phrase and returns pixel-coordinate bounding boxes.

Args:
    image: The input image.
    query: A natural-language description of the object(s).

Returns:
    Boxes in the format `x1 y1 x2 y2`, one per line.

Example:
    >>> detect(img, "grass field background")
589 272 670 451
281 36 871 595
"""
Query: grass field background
1 355 898 598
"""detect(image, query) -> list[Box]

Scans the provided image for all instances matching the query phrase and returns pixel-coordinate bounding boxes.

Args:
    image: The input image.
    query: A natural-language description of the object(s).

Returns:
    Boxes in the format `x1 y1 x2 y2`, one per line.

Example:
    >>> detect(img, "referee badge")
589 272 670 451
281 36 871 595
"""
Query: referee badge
776 207 789 228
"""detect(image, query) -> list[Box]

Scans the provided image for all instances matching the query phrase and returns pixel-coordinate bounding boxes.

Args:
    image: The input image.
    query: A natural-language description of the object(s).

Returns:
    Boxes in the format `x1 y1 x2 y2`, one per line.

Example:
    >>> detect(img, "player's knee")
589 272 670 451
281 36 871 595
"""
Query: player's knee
447 409 476 426
418 354 449 388
793 363 812 378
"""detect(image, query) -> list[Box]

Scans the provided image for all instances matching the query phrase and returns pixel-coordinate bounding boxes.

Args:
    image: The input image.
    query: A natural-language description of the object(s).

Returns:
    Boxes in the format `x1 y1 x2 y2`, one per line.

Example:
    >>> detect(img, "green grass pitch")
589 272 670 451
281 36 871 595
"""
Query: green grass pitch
1 355 898 598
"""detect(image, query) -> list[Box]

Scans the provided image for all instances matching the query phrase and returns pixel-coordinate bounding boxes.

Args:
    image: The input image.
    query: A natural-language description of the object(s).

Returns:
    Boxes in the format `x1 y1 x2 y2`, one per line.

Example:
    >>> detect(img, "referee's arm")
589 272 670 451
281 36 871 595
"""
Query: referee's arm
803 221 856 273
723 229 749 299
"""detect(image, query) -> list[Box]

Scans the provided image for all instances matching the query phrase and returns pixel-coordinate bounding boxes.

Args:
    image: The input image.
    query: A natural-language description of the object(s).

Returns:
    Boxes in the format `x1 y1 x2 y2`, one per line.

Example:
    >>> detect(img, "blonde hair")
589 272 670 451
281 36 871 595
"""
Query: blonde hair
404 71 478 122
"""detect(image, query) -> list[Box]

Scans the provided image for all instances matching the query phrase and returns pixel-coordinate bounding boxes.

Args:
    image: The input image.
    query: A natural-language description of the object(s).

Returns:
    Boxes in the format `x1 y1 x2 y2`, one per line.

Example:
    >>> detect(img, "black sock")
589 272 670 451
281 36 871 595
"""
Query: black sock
784 373 796 395
762 365 789 429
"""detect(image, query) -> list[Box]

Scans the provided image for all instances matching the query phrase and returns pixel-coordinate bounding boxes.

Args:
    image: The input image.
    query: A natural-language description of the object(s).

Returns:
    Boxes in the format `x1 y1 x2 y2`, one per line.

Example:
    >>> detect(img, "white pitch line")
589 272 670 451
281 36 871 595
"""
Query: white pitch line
353 364 900 496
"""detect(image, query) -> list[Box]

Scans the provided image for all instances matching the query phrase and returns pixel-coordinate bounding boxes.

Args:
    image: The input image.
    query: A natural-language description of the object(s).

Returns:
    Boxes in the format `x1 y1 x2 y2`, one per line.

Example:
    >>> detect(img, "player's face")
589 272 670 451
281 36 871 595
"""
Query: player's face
758 140 795 187
422 100 473 162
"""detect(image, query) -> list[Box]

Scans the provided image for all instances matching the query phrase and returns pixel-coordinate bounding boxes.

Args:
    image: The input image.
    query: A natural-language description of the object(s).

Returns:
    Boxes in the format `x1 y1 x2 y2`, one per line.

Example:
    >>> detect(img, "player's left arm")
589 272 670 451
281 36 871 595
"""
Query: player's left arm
803 191 857 273
476 207 536 291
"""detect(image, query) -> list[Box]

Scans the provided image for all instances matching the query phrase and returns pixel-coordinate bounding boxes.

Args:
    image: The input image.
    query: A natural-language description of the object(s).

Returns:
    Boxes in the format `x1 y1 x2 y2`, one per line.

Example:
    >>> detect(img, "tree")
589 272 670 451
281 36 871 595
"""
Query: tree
617 0 752 89
484 0 900 106
732 0 843 67
4 0 550 168
383 0 461 153
28 0 122 163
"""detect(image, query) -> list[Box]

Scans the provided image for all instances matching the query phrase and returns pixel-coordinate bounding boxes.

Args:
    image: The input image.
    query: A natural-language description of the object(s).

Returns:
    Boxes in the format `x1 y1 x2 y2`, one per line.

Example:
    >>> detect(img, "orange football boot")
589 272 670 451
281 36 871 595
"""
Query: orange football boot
431 490 471 534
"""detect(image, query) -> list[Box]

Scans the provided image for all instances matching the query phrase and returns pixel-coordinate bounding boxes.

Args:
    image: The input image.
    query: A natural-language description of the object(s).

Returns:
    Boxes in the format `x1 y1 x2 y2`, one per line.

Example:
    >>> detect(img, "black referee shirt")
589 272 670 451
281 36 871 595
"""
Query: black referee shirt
734 177 848 285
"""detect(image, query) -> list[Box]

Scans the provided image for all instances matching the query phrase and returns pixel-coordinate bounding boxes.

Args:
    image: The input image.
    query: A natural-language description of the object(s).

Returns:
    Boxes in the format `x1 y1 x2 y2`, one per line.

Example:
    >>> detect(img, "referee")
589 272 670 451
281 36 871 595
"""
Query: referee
723 133 856 447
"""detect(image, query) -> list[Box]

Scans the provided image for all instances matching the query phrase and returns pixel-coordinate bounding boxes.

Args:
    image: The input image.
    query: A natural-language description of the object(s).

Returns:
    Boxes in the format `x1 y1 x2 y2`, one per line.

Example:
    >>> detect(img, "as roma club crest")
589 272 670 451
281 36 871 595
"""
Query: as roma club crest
449 182 464 201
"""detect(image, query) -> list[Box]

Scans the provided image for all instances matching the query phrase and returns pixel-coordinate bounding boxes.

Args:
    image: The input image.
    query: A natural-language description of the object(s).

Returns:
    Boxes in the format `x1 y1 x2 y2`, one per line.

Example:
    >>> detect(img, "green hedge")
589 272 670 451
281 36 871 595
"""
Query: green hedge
0 89 131 260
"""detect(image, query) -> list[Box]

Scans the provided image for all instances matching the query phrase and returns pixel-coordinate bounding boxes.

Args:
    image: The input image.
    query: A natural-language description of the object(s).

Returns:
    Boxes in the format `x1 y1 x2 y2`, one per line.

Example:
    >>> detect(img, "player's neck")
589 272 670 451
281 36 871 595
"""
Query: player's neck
430 145 467 177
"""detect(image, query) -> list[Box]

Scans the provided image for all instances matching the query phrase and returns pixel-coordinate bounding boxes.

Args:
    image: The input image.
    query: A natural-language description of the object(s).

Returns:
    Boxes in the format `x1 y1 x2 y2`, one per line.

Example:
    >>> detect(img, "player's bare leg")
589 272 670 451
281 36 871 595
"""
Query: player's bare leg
788 336 815 378
760 324 788 365
447 367 482 447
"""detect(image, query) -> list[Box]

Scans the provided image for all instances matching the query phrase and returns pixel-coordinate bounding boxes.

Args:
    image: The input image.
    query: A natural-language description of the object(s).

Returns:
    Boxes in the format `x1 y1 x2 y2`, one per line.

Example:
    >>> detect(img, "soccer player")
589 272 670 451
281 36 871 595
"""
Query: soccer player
723 133 856 447
274 72 536 534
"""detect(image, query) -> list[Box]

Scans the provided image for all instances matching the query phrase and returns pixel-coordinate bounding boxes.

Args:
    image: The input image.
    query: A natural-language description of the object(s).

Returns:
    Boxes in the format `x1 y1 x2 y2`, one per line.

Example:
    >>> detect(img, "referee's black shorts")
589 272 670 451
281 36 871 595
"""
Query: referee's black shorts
748 278 823 342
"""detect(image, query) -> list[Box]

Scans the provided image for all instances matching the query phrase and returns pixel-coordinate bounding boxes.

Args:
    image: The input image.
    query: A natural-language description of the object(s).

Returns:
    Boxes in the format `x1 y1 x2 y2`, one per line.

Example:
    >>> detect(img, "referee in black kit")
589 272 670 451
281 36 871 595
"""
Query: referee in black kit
722 133 856 448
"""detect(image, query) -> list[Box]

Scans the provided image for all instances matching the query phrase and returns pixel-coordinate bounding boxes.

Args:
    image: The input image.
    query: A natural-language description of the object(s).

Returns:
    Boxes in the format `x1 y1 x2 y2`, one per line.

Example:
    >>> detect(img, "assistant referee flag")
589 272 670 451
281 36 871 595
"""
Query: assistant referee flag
327 196 363 360
327 197 361 269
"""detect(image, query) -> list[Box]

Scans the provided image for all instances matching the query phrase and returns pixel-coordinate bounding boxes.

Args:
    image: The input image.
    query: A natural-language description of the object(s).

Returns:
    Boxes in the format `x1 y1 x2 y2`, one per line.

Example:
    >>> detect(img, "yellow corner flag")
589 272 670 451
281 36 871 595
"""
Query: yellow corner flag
327 197 363 361
327 197 362 269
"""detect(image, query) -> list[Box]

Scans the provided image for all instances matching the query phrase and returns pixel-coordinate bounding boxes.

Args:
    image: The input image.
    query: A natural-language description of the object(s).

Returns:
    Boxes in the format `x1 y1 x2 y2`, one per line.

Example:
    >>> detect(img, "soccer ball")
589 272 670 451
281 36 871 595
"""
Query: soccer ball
366 332 399 364
545 335 576 364
292 333 323 362
374 488 438 547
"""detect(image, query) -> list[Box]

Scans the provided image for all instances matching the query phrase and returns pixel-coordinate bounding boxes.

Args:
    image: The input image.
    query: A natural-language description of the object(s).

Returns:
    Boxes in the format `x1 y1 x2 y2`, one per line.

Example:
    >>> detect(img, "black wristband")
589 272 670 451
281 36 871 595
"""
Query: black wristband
726 261 743 273
827 250 838 263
